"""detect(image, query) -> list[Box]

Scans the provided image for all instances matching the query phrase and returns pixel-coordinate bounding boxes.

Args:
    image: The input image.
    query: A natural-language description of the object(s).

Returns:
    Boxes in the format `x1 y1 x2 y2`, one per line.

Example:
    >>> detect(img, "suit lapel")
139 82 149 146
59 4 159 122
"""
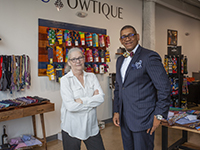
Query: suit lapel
123 46 142 84
117 56 124 86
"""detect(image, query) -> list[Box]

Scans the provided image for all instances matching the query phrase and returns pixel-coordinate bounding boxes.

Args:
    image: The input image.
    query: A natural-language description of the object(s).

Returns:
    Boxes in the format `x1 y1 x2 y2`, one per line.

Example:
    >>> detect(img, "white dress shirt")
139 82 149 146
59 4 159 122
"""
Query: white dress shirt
60 70 104 140
121 44 139 83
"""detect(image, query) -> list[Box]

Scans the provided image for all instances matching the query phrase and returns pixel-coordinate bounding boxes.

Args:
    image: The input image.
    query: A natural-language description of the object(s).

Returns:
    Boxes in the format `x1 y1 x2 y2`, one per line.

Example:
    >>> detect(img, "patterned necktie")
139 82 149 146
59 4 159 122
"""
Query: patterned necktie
123 51 134 58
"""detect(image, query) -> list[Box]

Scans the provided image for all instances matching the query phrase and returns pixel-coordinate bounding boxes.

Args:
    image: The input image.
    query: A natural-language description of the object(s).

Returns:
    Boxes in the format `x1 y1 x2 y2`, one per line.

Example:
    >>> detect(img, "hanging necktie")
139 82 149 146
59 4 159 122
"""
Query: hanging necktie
93 48 99 62
99 34 105 47
56 29 63 45
25 55 31 89
72 31 80 46
105 50 111 62
86 32 92 47
64 30 72 46
47 46 54 64
47 28 56 45
106 35 110 48
56 64 62 83
56 46 63 62
47 64 55 81
79 32 85 46
123 51 134 58
65 48 69 63
92 33 98 47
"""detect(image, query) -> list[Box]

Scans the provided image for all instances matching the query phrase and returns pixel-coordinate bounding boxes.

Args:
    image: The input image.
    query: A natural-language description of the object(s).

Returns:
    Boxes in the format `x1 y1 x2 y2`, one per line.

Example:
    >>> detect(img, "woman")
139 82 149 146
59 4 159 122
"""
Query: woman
60 47 105 150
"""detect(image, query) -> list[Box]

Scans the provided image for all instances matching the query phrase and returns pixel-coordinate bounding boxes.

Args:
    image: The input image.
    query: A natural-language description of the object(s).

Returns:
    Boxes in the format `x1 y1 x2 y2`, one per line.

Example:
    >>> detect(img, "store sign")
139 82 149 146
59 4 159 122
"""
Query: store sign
42 0 123 20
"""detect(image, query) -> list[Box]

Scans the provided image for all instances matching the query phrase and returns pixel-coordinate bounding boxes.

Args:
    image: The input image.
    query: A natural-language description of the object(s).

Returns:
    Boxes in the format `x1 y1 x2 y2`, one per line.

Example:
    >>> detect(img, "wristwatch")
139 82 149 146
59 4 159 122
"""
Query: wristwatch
156 115 163 120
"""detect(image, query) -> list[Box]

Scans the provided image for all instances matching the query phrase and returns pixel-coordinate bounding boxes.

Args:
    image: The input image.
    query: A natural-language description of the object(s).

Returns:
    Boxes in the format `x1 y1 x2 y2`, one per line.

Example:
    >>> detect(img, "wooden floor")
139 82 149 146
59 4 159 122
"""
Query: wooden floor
33 122 200 150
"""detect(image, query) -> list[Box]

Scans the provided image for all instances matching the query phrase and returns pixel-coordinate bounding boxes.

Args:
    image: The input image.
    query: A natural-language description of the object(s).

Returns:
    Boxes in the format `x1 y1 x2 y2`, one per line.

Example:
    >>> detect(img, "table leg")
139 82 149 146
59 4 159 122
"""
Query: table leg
32 115 37 137
162 126 168 150
40 113 47 150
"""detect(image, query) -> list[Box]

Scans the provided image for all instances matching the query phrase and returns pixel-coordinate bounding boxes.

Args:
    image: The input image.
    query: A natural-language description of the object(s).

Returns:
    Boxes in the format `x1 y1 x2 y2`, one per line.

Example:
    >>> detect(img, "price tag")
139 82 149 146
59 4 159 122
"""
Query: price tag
75 41 79 46
51 75 55 80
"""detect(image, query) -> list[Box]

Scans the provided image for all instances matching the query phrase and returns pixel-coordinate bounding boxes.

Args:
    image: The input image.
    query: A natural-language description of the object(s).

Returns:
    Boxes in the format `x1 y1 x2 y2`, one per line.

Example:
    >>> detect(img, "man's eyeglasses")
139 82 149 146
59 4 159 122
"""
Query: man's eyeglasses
120 33 136 40
69 56 84 63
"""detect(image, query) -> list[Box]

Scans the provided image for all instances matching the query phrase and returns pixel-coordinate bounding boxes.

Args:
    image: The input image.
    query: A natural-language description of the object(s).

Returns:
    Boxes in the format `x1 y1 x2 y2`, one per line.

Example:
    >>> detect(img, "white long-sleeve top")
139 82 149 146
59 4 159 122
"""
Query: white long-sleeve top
60 70 105 140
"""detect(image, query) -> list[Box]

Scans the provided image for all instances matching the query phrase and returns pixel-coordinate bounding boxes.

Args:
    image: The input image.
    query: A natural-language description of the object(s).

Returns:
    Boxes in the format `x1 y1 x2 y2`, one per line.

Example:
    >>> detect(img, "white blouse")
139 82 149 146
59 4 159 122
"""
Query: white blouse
60 70 104 140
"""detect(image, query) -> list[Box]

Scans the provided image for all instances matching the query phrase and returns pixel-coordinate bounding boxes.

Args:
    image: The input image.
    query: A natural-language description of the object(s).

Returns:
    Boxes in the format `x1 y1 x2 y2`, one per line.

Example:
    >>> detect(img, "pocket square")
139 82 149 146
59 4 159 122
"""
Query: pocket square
132 60 142 70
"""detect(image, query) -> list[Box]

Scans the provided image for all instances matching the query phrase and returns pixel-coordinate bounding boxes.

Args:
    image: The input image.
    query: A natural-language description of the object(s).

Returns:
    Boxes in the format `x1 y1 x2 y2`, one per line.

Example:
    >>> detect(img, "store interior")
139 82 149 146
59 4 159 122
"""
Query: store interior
0 0 200 149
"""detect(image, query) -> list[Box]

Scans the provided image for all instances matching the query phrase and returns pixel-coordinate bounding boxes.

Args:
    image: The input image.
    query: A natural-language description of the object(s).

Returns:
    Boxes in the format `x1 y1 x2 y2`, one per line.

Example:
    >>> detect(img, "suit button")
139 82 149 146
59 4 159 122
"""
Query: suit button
122 87 125 89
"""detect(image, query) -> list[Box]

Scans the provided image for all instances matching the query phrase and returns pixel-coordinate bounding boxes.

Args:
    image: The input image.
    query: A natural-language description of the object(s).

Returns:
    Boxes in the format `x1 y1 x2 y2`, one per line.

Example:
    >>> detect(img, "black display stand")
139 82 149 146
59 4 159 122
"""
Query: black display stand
167 46 183 107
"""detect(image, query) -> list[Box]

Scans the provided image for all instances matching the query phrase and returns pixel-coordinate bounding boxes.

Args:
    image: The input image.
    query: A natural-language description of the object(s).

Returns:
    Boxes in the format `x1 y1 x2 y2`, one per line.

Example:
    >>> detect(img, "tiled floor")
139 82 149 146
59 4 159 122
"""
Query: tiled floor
33 122 200 150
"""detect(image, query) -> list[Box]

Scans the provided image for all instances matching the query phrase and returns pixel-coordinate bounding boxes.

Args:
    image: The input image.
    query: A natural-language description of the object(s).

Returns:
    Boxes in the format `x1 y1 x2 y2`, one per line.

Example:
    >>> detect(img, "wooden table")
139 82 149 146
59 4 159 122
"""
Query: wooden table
162 123 200 150
0 102 55 150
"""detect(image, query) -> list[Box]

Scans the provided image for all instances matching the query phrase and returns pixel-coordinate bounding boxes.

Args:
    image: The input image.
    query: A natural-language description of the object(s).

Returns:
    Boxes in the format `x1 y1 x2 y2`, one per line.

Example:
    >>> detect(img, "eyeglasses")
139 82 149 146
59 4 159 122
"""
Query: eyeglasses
120 33 136 40
69 56 84 63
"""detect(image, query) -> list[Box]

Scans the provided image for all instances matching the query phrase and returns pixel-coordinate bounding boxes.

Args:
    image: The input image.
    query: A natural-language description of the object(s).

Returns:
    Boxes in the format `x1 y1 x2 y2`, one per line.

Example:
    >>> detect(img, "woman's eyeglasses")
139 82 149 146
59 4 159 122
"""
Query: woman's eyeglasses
69 56 84 63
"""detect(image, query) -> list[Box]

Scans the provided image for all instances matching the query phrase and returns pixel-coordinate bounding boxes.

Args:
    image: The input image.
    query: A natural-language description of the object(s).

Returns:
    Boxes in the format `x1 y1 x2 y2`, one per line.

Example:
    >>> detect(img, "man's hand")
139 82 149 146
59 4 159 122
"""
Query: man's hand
113 112 120 127
147 116 168 135
93 89 99 96
75 98 83 104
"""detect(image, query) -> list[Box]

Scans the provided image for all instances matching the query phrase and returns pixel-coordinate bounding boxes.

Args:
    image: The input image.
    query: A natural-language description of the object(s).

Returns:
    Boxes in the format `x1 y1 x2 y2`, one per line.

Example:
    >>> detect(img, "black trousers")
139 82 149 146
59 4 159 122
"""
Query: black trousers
62 130 105 150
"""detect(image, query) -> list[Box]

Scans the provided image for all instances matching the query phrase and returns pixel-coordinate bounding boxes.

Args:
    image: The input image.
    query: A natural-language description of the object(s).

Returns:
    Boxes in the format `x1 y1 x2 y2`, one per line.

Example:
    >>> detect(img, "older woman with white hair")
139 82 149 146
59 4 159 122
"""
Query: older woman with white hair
60 47 105 150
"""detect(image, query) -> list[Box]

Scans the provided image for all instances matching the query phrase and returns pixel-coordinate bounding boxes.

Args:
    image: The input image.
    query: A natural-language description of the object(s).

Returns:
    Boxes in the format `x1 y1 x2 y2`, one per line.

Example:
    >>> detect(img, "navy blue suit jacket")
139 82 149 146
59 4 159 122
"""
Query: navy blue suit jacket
114 45 171 132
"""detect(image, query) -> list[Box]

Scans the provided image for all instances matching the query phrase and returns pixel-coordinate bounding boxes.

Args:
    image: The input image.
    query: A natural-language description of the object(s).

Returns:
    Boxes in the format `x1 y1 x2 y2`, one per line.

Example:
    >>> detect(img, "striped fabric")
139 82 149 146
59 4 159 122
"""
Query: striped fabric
92 33 98 47
86 32 92 47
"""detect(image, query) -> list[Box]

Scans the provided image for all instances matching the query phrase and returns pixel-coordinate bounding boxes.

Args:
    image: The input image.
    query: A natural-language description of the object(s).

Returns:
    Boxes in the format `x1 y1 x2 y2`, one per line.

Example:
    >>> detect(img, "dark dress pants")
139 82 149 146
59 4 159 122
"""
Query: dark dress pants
121 112 154 150
62 130 105 150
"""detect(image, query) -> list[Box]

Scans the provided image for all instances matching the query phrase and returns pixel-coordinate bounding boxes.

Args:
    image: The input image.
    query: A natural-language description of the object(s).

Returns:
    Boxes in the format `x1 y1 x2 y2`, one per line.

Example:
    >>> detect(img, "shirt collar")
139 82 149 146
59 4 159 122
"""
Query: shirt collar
132 44 139 54
67 69 88 78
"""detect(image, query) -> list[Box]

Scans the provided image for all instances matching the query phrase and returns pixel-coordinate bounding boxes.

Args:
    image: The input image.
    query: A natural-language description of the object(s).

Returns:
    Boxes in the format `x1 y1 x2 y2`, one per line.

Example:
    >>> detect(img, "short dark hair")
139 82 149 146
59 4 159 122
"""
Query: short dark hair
120 25 137 35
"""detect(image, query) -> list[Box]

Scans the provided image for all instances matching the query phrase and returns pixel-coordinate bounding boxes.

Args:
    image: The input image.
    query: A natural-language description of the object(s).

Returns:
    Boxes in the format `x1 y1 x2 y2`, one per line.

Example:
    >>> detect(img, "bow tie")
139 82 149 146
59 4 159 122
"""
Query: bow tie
123 51 134 58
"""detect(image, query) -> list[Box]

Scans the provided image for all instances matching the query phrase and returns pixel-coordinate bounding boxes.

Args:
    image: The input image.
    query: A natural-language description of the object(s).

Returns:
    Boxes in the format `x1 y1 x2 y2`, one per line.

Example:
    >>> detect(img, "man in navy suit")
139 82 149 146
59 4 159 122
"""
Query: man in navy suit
113 25 171 150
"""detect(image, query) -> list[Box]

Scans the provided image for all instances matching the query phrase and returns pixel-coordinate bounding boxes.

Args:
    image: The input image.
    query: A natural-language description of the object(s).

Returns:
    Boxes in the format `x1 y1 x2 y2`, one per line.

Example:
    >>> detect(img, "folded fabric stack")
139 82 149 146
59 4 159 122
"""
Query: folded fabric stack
167 108 200 130
0 96 50 110
9 134 42 150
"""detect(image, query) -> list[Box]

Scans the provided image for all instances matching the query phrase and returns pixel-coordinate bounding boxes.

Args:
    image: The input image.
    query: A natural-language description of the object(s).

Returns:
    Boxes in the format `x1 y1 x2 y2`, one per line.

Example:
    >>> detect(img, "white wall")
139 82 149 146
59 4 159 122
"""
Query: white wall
0 0 142 140
155 4 200 77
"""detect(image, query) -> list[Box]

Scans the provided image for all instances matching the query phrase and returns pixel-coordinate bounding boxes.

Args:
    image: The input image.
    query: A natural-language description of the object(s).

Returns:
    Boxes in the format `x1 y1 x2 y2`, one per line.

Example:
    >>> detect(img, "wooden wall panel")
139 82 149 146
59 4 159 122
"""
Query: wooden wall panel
38 19 107 76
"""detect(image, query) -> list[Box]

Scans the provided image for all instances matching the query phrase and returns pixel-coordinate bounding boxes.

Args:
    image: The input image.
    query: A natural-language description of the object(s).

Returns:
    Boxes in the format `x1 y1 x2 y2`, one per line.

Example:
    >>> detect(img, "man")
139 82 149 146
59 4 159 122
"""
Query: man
113 25 171 150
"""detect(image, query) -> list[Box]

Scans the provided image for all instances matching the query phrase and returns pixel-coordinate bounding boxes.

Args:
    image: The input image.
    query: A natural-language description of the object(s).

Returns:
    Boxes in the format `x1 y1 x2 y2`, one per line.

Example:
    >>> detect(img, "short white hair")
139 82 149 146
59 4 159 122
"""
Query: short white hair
68 47 83 59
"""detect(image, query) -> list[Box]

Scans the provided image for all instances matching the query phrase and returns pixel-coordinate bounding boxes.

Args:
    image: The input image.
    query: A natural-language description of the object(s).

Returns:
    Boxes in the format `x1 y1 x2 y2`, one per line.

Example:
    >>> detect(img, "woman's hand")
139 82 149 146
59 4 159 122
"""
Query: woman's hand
93 89 99 96
75 98 83 104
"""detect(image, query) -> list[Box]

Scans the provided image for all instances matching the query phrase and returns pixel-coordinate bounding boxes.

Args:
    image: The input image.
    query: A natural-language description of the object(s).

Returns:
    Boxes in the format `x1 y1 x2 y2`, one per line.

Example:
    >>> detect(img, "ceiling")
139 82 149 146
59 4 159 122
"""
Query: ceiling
182 0 200 9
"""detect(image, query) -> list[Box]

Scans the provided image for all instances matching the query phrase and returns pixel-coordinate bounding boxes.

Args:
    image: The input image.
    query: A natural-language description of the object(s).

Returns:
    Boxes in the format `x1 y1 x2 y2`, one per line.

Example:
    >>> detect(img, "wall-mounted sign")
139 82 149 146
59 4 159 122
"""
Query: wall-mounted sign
42 0 123 20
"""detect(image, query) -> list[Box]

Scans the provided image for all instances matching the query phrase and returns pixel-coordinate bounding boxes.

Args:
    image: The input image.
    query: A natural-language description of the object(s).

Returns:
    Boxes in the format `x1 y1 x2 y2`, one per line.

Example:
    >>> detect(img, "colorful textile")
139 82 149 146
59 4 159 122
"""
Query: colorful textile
86 32 92 47
47 64 55 81
65 48 69 63
71 31 80 46
86 48 93 62
99 34 105 47
56 29 63 44
106 35 110 47
47 28 56 45
99 50 105 62
79 32 85 46
93 48 99 62
92 33 98 47
56 46 63 62
105 50 110 62
47 46 54 64
56 65 63 83
64 30 72 46
93 64 98 73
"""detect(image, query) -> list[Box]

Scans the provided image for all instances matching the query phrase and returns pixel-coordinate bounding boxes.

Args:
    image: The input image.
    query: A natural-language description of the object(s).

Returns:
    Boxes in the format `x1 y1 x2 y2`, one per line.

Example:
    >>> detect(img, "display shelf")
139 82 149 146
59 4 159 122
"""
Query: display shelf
0 102 55 150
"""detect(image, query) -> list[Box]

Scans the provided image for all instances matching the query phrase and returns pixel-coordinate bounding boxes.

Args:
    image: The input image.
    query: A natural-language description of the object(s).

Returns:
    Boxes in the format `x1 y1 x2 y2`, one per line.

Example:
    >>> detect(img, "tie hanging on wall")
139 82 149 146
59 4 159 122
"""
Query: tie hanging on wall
0 55 31 93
